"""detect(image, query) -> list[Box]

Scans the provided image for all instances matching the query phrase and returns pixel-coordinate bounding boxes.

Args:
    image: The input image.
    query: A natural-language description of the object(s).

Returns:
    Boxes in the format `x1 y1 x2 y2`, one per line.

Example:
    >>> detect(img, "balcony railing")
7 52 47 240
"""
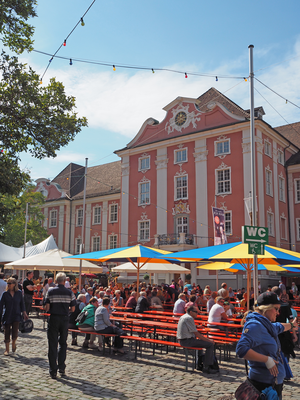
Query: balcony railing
156 233 194 246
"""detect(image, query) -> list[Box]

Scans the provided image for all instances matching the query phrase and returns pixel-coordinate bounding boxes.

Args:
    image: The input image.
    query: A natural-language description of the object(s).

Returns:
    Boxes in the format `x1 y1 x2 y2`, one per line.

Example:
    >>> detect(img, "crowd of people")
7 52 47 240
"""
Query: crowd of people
0 271 299 396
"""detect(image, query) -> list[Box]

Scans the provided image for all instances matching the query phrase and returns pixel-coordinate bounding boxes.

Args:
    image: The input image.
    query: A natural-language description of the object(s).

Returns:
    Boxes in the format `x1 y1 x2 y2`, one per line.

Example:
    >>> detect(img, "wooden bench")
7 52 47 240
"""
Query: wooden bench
31 305 44 316
68 329 117 355
121 335 202 371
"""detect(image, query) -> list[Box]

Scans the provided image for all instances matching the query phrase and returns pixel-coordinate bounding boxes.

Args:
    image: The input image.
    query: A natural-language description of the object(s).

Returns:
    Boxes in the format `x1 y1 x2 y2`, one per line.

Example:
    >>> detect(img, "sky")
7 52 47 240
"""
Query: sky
14 0 300 181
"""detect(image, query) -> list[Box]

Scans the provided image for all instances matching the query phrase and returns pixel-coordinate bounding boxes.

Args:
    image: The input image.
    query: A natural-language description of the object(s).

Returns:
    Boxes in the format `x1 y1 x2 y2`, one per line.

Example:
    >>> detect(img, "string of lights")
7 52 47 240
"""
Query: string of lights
39 0 97 83
49 212 242 250
47 214 288 252
35 48 248 82
254 87 300 141
255 77 300 110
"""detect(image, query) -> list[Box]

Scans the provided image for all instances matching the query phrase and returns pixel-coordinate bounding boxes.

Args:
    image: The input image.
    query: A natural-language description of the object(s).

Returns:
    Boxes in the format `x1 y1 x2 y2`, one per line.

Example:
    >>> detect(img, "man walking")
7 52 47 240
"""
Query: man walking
23 271 36 315
177 306 218 374
45 273 76 379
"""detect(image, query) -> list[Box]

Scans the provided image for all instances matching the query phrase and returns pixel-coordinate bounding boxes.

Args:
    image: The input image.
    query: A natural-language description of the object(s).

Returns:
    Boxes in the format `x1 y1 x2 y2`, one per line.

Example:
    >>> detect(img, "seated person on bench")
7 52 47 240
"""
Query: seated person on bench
177 306 218 374
94 297 126 354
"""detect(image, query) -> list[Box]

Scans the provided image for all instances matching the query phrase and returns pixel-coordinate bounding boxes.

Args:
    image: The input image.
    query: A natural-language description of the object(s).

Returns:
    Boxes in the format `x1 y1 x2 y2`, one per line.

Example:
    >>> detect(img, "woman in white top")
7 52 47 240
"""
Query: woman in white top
208 297 229 327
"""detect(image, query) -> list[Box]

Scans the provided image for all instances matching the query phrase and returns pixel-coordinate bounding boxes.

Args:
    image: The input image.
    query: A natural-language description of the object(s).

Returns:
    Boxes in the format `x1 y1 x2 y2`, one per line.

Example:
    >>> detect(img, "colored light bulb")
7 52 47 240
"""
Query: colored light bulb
113 65 116 71
81 18 85 26
70 59 73 65
185 73 188 78
63 40 66 46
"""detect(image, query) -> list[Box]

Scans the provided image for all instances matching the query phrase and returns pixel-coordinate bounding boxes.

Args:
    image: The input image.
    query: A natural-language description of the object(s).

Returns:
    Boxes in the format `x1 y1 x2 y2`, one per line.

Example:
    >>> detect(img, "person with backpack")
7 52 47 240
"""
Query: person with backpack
68 294 86 345
77 297 101 350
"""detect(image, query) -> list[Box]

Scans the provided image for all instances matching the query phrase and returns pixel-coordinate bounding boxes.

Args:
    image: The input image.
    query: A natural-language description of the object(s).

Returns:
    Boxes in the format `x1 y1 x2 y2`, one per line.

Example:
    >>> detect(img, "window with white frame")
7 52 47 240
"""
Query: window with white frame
216 168 231 194
77 209 83 226
139 181 150 205
215 139 230 156
265 140 272 157
139 155 150 171
176 216 188 234
267 211 274 236
297 219 300 241
174 148 187 164
225 211 232 235
138 220 150 241
109 204 118 223
93 206 101 224
280 217 287 240
109 234 117 249
295 179 300 203
49 210 57 228
92 236 100 251
278 150 284 165
75 238 82 254
278 176 285 202
265 169 273 196
175 175 188 200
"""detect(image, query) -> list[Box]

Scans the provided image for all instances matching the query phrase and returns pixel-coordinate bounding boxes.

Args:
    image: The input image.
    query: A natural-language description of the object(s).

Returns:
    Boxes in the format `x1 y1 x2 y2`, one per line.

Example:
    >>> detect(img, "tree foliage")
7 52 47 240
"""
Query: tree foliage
0 53 88 160
0 1 37 53
0 184 49 246
0 1 88 233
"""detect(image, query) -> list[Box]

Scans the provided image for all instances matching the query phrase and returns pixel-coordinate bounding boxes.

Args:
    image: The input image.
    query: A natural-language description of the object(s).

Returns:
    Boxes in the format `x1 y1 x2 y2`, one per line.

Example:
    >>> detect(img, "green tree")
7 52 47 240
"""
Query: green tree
1 184 49 246
0 1 37 53
0 1 88 226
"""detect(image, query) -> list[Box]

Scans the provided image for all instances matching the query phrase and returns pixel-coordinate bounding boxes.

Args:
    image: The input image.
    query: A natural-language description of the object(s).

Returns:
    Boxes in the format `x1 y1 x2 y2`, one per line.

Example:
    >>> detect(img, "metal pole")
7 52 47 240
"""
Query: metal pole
79 158 88 291
22 202 30 281
23 202 29 258
249 44 258 303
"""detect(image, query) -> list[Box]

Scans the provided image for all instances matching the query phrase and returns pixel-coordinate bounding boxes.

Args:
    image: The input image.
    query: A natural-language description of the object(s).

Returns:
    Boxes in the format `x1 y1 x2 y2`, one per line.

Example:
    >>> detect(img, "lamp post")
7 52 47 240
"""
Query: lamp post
79 158 88 291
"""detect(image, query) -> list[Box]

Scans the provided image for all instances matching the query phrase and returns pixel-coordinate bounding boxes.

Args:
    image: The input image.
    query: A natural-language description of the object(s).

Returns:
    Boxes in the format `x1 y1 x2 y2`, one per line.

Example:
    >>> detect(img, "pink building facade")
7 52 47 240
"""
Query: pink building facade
36 88 300 288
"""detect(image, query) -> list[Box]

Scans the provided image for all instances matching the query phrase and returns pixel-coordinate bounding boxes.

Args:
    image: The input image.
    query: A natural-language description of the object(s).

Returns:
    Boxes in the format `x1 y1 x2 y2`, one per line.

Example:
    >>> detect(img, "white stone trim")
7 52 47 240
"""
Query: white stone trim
195 138 208 247
156 147 168 236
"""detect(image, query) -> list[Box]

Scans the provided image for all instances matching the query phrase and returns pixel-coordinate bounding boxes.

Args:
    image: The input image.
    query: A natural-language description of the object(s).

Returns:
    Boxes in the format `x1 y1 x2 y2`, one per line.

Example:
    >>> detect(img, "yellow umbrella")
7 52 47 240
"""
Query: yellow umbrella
197 261 300 310
66 244 175 288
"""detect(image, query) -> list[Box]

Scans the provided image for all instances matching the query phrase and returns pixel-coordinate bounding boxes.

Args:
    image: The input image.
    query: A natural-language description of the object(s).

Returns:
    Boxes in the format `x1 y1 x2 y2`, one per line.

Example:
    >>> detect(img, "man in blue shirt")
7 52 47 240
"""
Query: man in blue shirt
45 272 76 379
173 293 186 314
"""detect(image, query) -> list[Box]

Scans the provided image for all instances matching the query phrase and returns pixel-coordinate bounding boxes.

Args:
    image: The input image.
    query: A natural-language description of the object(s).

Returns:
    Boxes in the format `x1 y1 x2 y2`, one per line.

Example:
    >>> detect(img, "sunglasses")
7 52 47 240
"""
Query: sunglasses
274 307 281 312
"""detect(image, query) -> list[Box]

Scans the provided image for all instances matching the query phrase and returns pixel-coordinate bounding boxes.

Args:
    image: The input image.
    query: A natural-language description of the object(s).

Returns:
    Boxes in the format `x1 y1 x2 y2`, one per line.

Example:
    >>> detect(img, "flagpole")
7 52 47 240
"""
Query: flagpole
79 158 88 291
249 45 258 303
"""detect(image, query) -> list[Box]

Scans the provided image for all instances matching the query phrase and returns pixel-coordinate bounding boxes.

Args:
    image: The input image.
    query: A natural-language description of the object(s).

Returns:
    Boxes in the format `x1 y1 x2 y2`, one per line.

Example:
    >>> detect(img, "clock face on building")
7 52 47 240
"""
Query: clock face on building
175 111 187 126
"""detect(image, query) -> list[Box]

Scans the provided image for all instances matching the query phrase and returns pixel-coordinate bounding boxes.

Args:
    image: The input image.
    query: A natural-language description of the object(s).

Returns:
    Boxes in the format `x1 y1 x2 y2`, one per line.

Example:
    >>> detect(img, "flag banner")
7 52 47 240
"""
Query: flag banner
212 207 227 245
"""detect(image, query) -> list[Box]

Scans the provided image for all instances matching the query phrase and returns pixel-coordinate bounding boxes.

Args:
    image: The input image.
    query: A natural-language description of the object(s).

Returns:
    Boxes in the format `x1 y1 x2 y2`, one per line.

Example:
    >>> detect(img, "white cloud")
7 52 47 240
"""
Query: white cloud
21 39 300 143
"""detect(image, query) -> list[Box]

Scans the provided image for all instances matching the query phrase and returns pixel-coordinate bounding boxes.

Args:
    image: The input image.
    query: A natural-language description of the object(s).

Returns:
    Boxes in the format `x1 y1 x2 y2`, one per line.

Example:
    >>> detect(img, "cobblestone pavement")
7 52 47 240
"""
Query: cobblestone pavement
0 317 300 400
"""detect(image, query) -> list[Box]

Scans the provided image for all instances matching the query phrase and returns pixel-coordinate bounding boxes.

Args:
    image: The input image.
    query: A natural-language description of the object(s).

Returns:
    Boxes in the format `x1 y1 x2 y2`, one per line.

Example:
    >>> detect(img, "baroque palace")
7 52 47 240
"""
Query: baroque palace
35 88 300 288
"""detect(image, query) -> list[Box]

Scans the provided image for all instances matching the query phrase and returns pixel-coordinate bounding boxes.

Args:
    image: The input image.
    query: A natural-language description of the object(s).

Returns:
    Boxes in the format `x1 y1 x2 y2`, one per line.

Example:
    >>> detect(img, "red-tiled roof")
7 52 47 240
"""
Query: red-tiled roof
274 122 300 149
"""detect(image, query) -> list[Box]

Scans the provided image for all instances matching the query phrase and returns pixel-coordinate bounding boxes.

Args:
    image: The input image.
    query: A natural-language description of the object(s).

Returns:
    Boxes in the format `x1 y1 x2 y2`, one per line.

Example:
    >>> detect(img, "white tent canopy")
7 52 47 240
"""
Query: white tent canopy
112 262 190 274
0 235 58 263
4 249 103 274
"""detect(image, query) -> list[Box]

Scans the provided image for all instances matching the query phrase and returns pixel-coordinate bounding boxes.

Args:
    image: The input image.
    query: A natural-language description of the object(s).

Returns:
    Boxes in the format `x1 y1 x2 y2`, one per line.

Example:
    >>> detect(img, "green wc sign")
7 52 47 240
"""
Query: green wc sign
242 226 269 255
